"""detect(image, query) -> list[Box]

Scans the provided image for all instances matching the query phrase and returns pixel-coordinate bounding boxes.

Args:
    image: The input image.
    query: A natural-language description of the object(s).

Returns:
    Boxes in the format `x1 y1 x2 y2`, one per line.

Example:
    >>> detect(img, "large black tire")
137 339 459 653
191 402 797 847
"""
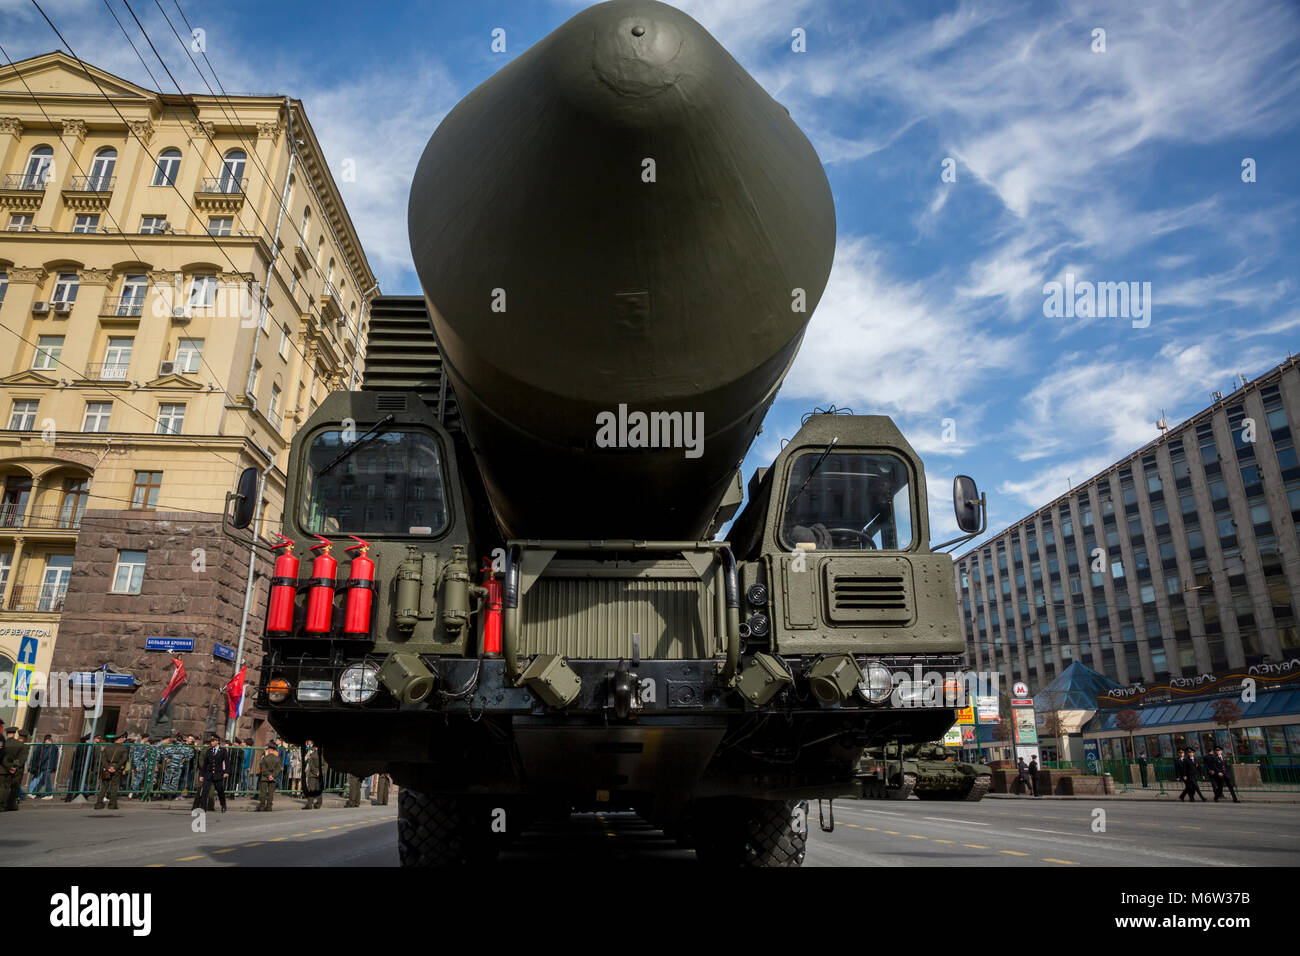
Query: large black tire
693 799 807 867
397 791 509 867
887 772 917 800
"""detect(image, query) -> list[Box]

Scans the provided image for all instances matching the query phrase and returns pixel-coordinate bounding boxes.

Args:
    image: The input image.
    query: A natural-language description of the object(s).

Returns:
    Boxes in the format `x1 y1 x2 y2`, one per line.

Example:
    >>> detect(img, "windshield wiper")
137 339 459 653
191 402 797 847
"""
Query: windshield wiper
785 436 839 512
316 414 396 476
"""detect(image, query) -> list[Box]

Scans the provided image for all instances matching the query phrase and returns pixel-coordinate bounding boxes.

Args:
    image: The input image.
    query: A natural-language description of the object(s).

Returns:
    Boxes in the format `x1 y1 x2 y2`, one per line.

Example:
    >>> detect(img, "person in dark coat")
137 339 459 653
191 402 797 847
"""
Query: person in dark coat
192 734 230 812
1028 756 1041 797
27 735 59 796
0 728 28 811
1209 746 1239 803
1137 750 1149 788
94 733 130 810
1184 746 1208 801
1016 757 1033 796
301 740 324 809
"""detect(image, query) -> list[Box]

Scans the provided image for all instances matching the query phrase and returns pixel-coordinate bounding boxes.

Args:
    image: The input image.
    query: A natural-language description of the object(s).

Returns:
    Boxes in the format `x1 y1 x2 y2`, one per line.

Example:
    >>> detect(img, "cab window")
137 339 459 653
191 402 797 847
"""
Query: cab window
780 451 913 550
300 428 448 536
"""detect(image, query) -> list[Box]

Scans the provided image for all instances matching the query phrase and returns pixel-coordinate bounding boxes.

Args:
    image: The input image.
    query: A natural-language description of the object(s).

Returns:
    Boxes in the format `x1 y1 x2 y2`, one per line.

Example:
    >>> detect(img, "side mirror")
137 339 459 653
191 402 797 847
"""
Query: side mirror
231 466 259 529
953 475 981 533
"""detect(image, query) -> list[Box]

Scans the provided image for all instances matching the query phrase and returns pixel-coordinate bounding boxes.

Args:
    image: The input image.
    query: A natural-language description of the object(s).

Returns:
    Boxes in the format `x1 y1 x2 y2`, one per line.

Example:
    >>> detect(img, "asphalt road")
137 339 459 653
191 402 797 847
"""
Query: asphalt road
2 796 1297 867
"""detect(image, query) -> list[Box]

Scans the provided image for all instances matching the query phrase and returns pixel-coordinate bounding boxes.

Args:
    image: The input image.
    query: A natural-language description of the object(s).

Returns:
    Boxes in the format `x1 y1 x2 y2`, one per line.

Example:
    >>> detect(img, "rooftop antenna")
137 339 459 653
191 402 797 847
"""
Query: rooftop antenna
1156 410 1169 435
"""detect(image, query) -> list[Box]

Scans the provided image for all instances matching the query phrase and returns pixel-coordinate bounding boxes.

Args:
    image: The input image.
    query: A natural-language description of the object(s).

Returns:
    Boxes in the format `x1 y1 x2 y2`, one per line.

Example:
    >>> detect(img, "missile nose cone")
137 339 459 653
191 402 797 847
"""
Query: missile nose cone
587 4 687 97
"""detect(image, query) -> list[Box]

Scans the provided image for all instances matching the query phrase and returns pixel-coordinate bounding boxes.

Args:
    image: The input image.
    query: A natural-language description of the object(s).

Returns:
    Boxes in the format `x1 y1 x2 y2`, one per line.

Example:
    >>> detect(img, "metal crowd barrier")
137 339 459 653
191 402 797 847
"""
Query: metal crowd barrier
1042 756 1300 792
17 743 385 802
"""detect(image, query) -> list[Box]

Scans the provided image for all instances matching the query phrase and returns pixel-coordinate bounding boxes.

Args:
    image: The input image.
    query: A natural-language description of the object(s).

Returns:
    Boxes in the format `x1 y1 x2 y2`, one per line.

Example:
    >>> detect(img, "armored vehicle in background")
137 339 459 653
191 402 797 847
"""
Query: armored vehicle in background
858 743 991 801
246 0 985 866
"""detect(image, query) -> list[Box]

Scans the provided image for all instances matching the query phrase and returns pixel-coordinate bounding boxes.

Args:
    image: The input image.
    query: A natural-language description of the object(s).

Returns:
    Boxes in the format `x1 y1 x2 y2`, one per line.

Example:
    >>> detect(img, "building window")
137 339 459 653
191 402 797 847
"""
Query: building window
140 215 169 234
82 401 112 432
115 274 148 316
72 213 100 233
218 149 246 192
8 399 38 430
87 147 117 190
207 216 233 236
279 322 291 359
131 471 162 509
51 273 79 303
247 360 261 397
7 213 35 231
101 337 133 379
32 335 63 371
187 275 217 309
175 337 204 374
152 148 182 186
300 206 310 243
39 555 73 611
21 144 54 187
156 403 185 435
111 550 147 594
0 270 7 305
268 384 282 426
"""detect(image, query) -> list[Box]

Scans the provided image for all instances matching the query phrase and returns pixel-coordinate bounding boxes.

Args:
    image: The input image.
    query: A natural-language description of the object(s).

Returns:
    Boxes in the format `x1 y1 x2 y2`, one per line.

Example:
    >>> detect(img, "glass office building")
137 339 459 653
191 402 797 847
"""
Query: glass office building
956 355 1300 695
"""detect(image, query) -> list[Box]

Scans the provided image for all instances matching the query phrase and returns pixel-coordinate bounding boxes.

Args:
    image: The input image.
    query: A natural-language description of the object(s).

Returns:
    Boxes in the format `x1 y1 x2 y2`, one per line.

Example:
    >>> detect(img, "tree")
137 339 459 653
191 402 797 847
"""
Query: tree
1211 699 1244 757
1116 708 1142 770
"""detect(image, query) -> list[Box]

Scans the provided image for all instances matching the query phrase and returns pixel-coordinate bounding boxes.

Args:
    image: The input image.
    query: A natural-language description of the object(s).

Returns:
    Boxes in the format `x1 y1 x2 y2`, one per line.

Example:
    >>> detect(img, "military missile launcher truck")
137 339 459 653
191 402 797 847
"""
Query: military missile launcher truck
246 0 986 866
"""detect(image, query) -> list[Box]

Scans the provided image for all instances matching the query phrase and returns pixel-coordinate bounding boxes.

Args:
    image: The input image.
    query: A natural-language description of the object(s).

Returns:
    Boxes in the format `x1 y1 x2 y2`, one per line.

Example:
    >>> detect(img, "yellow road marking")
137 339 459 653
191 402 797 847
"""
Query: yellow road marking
1136 822 1161 827
1176 825 1202 830
311 828 326 833
244 842 264 847
270 837 287 841
933 839 955 844
175 855 202 861
1043 858 1079 865
291 832 308 837
327 826 342 830
883 829 900 835
1000 850 1030 856
213 848 234 854
905 834 927 839
963 843 988 849
863 826 879 831
145 863 165 868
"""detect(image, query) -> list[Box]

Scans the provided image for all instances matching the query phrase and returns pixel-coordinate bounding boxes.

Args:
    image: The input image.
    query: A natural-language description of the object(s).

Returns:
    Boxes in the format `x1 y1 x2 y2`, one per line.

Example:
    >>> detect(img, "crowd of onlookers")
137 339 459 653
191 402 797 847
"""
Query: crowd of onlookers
3 721 352 803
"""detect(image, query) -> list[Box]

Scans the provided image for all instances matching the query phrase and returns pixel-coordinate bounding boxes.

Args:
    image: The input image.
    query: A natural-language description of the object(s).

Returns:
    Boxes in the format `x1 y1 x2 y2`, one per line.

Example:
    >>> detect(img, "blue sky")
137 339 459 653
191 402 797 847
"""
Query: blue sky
5 0 1299 544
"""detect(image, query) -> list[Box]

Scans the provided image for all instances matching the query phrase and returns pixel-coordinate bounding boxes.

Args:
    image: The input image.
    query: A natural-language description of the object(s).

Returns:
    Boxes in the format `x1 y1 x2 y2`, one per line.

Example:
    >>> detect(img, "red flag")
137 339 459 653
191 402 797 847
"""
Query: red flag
226 666 247 720
156 656 187 717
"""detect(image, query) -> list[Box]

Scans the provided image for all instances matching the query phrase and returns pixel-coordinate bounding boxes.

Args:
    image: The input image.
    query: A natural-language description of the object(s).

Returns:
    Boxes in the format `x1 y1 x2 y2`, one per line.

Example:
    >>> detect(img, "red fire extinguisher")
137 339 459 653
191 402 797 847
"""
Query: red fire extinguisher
266 533 299 635
343 535 376 637
304 535 337 635
481 557 502 656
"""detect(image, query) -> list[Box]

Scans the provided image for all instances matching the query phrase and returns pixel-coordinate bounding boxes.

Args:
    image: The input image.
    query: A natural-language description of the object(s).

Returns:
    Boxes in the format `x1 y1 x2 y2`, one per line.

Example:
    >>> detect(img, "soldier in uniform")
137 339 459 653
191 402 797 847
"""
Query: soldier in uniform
95 733 130 810
1210 746 1240 803
128 734 152 797
192 734 230 813
257 744 282 811
1184 745 1208 802
301 740 324 809
0 728 29 811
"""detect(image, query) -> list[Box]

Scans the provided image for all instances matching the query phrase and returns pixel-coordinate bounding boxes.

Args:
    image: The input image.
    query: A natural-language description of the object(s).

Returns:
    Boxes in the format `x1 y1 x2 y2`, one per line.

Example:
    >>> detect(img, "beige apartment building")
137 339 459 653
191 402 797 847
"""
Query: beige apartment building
0 52 378 740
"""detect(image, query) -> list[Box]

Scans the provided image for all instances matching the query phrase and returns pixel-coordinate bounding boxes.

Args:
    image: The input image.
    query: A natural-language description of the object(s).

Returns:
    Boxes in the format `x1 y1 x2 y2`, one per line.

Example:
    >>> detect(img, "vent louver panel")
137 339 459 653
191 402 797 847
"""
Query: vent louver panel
825 563 914 624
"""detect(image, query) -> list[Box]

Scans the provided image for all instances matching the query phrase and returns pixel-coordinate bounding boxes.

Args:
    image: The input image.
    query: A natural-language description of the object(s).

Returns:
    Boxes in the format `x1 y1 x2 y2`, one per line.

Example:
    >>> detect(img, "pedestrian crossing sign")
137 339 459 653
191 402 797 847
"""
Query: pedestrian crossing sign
11 663 35 701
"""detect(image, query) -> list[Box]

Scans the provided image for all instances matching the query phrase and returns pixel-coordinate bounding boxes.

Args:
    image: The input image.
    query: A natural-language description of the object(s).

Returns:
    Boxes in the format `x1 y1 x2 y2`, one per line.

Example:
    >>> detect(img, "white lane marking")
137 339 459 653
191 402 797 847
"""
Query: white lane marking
842 807 904 816
924 817 990 826
1019 827 1082 836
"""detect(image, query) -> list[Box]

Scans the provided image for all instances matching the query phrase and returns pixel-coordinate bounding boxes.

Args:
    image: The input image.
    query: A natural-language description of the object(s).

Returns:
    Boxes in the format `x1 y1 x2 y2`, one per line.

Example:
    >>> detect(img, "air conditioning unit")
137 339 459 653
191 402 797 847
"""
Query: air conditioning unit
159 360 177 376
171 306 190 323
31 301 50 315
52 301 73 316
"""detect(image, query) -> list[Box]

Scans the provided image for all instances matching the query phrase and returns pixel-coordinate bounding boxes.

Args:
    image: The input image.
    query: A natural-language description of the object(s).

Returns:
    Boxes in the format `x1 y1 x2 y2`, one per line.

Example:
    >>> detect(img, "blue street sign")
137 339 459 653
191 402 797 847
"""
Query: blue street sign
145 637 194 652
18 635 38 665
69 672 136 689
212 642 235 662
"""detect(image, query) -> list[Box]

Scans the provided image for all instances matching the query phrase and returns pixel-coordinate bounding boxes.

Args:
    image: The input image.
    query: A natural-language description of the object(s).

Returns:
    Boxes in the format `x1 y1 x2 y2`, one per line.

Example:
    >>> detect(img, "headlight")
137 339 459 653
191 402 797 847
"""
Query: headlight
747 613 770 638
338 663 379 704
297 679 332 702
266 678 291 704
857 660 892 703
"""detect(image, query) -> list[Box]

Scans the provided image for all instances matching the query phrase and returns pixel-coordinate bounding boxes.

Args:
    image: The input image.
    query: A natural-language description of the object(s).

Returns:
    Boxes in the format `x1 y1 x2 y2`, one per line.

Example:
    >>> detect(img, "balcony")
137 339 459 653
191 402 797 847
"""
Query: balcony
83 361 131 382
100 296 145 318
195 176 247 211
0 505 83 532
62 175 116 210
319 280 343 322
0 173 48 212
5 584 67 614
